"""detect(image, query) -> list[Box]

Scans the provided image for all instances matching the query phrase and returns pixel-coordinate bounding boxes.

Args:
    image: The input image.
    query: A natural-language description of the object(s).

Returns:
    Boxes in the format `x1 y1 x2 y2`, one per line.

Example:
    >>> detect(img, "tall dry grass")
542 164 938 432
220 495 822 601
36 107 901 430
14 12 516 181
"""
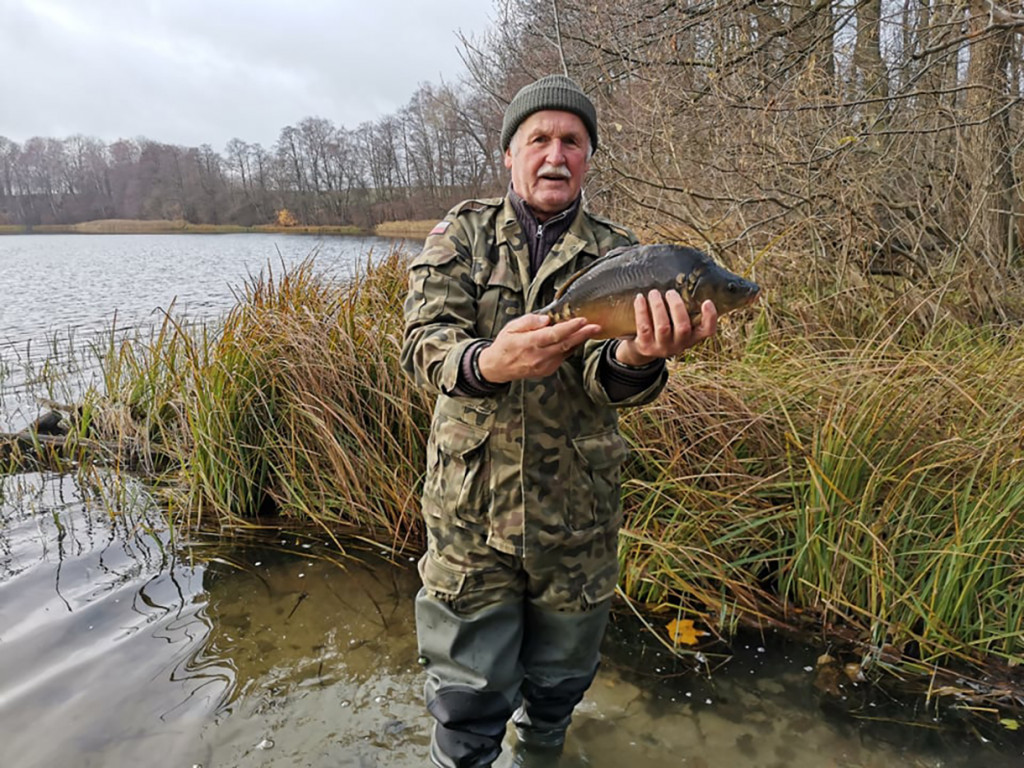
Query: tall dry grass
80 247 1024 698
614 276 1024 686
374 220 436 239
96 249 431 551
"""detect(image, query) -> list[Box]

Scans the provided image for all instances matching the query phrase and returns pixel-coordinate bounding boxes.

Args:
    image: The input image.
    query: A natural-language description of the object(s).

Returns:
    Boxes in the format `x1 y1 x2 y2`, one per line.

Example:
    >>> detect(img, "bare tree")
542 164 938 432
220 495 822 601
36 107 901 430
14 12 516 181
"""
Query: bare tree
963 1 1019 273
1 0 1019 304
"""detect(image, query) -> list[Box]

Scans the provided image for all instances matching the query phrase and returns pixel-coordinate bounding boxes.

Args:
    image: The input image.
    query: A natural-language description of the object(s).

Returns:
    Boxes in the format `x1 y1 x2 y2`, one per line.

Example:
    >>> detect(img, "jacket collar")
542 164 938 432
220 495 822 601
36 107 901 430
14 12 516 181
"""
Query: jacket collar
496 187 599 310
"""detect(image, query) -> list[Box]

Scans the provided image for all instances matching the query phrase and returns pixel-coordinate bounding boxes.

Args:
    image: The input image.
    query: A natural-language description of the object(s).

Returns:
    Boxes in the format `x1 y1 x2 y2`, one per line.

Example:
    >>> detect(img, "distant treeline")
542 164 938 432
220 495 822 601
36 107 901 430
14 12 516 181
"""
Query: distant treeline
0 78 504 231
2 1 1022 320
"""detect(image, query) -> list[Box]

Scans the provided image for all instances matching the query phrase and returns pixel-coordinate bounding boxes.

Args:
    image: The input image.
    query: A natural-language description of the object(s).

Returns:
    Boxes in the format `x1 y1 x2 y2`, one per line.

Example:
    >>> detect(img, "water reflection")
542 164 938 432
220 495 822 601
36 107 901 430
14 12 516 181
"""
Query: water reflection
1 472 1021 768
0 472 217 768
194 541 431 766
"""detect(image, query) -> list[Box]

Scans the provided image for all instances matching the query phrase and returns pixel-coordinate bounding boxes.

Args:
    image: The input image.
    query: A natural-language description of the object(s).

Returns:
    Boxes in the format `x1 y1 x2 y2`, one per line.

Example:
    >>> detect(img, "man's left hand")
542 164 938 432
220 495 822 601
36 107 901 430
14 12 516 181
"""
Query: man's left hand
614 290 718 367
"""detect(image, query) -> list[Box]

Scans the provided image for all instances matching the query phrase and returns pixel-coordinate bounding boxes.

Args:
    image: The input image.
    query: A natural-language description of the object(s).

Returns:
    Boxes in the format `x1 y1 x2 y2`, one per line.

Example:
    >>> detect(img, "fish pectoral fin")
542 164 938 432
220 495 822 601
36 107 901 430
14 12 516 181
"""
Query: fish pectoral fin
602 245 633 260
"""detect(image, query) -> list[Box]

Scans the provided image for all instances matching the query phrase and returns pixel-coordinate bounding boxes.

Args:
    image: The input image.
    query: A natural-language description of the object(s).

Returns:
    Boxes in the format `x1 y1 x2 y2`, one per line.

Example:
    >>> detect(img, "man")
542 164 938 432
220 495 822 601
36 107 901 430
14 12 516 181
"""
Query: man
400 74 718 768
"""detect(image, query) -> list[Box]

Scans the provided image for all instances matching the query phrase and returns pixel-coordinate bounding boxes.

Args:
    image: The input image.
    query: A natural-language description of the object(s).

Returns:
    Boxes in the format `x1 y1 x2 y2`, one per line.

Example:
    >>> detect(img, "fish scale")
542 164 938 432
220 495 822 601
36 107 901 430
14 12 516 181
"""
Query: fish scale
536 244 760 340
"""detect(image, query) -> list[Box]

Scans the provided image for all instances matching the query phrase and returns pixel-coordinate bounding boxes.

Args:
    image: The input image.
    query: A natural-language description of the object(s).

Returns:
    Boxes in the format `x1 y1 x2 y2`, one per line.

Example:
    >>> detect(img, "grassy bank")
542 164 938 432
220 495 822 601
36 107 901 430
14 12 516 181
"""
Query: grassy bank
9 247 1024 716
373 220 436 240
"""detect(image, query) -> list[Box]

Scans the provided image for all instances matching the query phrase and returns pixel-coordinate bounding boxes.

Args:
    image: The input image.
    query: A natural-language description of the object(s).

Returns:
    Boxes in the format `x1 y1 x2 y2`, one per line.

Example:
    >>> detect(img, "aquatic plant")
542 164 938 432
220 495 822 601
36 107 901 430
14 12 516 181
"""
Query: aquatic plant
95 249 431 551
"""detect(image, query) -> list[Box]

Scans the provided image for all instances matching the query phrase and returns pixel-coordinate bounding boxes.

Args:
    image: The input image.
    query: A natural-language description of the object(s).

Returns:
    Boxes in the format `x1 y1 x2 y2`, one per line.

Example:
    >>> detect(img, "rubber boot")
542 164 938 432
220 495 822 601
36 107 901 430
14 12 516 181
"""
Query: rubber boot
513 599 611 750
416 589 524 768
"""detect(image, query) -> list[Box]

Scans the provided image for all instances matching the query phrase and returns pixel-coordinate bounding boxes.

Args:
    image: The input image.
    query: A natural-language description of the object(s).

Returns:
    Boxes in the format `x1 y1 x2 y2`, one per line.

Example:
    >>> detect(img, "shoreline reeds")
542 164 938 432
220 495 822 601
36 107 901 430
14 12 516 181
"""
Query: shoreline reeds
3 248 1023 717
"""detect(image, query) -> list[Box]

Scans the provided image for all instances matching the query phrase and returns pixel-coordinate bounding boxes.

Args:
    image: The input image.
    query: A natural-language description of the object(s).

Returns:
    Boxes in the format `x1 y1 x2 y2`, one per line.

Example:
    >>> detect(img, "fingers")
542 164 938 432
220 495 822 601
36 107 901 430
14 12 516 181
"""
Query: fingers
534 317 600 351
658 289 693 346
486 313 599 383
519 314 600 349
647 289 677 342
693 299 718 340
639 289 690 348
511 312 553 332
631 291 718 358
633 292 652 341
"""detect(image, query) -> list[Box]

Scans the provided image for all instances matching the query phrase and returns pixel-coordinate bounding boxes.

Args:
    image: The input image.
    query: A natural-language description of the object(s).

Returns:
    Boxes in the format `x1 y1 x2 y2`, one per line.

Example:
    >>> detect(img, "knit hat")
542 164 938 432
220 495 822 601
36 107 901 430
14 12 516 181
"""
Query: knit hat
501 75 598 152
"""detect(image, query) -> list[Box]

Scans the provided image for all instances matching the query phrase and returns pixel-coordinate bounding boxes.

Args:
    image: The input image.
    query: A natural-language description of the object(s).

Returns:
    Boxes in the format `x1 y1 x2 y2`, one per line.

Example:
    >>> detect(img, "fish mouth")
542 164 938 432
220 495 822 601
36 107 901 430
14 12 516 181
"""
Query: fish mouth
734 290 760 309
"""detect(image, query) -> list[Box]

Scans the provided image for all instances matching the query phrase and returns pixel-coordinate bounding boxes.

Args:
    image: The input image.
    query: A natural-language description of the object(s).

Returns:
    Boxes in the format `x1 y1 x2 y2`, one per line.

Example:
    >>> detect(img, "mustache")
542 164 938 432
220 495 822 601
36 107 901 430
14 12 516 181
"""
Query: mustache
537 165 571 179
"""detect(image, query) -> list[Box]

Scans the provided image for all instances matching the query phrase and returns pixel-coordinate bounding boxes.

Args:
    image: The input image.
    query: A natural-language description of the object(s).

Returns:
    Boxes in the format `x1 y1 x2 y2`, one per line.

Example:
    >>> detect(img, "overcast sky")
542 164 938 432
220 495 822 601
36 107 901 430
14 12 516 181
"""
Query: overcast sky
0 0 496 152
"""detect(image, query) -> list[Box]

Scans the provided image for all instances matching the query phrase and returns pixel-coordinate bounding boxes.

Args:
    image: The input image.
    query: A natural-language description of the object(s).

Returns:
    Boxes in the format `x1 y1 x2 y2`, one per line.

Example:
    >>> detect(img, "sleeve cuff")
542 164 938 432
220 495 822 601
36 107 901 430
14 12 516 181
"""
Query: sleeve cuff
447 340 507 397
601 340 665 400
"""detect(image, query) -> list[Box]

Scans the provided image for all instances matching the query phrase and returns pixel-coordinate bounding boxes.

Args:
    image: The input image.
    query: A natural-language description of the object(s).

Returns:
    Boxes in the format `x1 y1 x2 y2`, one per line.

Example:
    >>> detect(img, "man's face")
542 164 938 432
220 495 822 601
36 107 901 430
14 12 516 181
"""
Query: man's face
504 110 591 221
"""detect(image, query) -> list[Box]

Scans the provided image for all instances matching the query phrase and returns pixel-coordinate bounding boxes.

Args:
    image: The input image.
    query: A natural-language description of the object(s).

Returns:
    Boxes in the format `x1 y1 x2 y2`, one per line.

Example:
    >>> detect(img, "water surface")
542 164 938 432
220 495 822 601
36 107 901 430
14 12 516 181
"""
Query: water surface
0 233 395 345
2 473 1021 768
0 232 396 431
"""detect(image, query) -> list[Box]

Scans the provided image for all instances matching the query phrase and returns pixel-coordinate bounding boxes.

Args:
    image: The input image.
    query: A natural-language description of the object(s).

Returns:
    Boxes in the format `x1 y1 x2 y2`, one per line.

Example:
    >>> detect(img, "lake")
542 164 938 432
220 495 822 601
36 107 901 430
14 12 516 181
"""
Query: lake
0 232 395 432
0 232 396 345
1 234 1021 768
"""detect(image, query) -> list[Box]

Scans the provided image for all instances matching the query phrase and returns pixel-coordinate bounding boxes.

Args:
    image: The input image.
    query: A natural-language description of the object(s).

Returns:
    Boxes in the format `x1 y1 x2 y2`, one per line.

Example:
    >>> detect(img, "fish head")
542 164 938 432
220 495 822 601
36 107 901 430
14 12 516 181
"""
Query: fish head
691 263 761 316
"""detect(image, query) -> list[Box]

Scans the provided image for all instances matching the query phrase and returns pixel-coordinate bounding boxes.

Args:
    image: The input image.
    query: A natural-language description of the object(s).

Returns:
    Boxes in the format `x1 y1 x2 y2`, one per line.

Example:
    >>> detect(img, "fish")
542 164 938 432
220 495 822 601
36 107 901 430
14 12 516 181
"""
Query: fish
536 244 761 339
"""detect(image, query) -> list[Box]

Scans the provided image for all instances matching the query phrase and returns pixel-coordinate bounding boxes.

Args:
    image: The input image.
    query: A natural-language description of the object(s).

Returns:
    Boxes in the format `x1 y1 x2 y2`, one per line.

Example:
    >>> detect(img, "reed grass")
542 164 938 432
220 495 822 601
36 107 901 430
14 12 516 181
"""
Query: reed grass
33 245 1023 705
94 249 431 550
608 258 1024 699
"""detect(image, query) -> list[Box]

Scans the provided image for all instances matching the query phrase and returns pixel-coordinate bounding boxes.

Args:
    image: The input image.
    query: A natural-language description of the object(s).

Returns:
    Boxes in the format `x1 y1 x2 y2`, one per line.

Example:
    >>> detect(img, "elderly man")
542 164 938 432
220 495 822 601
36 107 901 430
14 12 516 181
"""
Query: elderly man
401 74 718 767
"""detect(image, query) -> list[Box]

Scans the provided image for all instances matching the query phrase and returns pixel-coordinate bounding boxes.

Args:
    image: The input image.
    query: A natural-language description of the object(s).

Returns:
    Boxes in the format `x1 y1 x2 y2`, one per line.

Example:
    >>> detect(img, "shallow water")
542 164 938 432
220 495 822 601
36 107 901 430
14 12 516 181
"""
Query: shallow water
2 473 1021 768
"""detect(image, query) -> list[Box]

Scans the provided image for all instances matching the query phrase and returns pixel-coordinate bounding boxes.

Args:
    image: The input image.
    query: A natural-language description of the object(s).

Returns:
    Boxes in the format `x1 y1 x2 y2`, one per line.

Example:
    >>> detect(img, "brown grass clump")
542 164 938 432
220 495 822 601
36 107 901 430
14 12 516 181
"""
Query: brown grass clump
174 250 431 550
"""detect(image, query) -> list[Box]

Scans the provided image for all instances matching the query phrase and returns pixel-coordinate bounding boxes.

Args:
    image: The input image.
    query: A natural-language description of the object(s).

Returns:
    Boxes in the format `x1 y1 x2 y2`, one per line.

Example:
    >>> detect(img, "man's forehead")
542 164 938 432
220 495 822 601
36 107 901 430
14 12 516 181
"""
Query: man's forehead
519 110 588 137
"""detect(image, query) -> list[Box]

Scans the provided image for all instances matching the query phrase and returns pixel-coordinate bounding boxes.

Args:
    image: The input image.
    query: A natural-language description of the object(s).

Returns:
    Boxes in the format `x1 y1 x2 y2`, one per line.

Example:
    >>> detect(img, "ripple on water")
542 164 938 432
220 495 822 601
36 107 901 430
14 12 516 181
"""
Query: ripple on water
1 485 1022 764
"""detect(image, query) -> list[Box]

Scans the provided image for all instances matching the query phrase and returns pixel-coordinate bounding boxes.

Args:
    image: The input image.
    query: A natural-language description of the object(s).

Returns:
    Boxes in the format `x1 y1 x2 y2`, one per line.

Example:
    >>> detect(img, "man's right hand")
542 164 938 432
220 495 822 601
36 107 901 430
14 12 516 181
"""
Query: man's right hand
477 313 601 383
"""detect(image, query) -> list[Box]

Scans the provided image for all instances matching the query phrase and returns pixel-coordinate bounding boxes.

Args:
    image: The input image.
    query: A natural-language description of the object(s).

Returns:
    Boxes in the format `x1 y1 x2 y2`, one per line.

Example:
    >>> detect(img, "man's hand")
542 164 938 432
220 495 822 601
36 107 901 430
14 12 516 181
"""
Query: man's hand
478 313 602 383
614 290 718 367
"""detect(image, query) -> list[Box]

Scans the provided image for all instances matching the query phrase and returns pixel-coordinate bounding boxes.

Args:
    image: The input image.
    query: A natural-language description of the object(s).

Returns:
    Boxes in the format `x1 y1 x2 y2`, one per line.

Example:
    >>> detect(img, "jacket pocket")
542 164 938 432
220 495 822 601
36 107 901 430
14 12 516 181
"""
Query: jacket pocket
418 549 468 601
423 418 490 527
476 259 522 338
568 430 629 531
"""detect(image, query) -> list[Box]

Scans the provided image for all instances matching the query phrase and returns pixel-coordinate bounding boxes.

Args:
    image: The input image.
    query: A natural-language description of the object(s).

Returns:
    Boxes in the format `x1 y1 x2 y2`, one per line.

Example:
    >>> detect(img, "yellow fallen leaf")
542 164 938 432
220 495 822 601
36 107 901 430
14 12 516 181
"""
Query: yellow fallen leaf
999 718 1019 731
666 618 707 646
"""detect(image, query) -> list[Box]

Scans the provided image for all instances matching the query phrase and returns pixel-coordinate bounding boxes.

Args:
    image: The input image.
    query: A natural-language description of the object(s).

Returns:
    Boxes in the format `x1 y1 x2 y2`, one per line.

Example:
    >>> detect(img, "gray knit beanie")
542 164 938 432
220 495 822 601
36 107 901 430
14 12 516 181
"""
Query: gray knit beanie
501 75 598 152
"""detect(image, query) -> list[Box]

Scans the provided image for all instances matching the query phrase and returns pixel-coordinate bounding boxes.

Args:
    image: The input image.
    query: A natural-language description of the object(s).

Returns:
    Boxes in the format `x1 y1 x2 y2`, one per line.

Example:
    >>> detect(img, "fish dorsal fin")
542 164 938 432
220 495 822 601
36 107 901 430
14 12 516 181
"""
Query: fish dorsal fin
553 245 632 300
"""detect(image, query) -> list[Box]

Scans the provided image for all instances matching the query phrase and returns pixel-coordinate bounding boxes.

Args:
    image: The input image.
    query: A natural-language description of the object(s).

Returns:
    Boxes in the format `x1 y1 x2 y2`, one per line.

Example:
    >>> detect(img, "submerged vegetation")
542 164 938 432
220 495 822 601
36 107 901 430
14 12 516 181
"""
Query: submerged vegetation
6 248 1021 720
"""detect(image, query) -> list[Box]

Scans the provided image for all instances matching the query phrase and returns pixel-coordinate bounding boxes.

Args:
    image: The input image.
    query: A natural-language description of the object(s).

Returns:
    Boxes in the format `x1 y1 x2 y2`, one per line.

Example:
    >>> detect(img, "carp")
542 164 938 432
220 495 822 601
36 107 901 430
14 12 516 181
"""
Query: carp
536 244 761 340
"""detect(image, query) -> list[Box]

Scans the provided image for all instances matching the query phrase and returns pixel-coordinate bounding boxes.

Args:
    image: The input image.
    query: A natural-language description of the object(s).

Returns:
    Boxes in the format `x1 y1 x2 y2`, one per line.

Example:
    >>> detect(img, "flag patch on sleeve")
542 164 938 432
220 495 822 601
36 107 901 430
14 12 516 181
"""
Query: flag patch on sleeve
429 221 450 235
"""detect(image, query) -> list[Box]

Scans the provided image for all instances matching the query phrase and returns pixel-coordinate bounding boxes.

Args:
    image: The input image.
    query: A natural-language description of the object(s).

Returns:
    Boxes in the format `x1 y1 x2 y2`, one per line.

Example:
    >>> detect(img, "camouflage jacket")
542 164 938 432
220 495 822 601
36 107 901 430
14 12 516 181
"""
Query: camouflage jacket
400 196 668 557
